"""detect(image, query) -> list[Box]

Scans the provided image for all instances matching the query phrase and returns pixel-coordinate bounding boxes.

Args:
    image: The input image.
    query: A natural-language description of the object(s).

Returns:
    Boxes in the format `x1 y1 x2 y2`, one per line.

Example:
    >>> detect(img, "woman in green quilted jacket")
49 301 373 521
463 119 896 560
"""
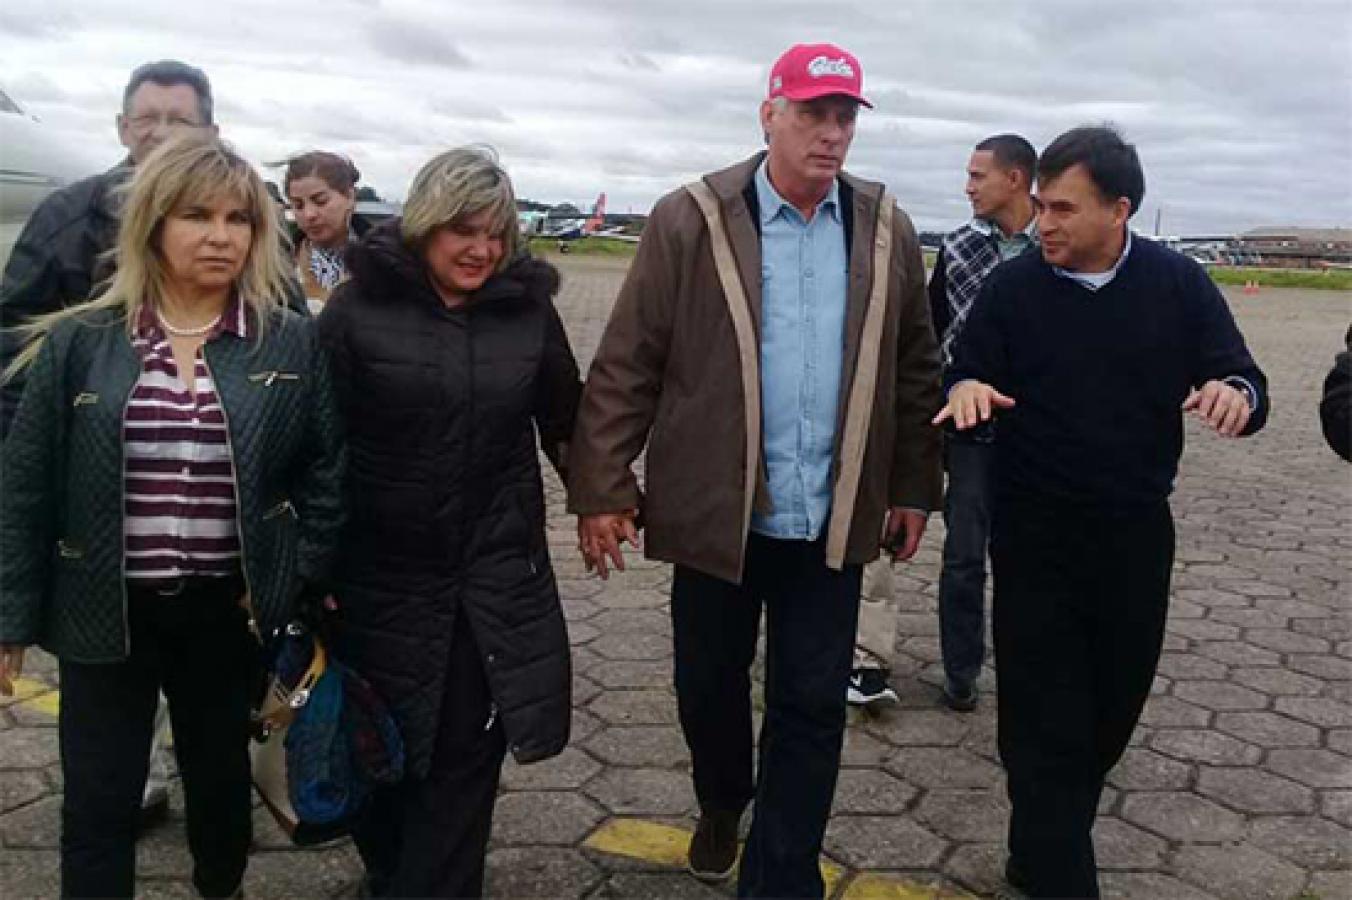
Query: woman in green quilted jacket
0 134 345 899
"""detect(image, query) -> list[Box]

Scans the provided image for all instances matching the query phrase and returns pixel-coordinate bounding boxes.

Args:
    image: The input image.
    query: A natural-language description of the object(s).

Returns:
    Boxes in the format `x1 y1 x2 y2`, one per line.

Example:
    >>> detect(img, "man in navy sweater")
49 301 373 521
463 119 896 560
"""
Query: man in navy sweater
935 125 1268 898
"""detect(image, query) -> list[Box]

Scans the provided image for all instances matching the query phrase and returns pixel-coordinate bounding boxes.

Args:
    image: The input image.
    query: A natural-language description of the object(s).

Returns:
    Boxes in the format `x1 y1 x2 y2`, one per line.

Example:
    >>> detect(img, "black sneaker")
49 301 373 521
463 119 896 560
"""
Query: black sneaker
687 810 740 882
941 680 977 713
847 668 899 706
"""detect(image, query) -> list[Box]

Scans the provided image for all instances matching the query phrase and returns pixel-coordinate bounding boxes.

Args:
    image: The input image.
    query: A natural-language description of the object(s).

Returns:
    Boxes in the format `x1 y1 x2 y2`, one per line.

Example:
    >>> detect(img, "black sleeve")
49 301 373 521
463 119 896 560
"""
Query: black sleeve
927 246 950 345
944 271 1007 395
1320 328 1352 461
0 200 89 437
534 301 584 483
1186 260 1269 436
291 318 347 587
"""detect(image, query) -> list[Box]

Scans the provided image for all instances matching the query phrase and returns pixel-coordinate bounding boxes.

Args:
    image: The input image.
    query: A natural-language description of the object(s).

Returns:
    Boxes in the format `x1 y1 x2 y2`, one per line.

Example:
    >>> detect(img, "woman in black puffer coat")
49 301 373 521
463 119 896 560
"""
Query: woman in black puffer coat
317 146 581 899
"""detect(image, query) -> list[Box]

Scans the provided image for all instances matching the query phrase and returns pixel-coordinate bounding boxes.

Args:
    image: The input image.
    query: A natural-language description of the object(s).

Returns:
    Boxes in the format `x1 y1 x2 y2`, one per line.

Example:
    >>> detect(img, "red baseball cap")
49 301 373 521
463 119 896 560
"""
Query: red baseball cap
767 43 872 109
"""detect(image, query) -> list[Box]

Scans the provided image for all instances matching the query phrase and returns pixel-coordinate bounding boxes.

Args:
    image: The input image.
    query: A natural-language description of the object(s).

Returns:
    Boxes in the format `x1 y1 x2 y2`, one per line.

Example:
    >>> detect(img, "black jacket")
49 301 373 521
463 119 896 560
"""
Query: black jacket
1321 325 1352 461
0 307 346 661
0 165 128 433
317 221 581 773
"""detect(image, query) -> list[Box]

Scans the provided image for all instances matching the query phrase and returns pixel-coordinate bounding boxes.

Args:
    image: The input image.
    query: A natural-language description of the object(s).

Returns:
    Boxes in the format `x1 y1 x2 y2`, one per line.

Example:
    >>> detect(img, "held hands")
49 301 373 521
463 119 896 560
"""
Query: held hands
1183 380 1251 437
0 645 25 697
931 380 1015 430
578 511 642 580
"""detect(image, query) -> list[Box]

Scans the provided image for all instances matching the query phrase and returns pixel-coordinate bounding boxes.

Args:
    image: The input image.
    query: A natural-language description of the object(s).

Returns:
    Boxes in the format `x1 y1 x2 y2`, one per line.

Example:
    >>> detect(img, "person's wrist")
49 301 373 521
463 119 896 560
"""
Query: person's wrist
1221 377 1256 411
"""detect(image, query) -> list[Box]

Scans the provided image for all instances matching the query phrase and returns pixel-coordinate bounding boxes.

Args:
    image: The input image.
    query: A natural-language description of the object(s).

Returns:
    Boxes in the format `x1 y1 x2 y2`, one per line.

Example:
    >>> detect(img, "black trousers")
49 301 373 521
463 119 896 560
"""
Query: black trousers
671 533 862 899
59 577 255 899
351 610 506 899
991 499 1174 899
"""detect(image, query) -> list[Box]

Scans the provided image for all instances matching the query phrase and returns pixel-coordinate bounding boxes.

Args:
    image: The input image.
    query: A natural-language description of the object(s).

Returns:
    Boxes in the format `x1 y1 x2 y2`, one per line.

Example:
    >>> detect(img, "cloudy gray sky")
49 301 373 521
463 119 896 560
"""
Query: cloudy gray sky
2 0 1349 234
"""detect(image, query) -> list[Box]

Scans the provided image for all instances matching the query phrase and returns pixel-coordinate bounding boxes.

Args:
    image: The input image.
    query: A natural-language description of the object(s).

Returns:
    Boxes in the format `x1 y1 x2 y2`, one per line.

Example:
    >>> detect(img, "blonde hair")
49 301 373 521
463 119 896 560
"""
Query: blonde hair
400 145 518 267
6 134 291 377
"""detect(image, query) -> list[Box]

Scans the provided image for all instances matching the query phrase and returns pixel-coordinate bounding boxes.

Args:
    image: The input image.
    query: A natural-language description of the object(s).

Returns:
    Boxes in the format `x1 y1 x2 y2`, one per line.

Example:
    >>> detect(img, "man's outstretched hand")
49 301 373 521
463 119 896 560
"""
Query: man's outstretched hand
932 380 1015 430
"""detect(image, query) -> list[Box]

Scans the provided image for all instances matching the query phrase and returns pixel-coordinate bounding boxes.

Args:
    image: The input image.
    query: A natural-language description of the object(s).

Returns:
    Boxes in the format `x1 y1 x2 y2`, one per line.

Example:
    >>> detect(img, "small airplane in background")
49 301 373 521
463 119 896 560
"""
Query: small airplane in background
0 85 96 270
542 193 608 240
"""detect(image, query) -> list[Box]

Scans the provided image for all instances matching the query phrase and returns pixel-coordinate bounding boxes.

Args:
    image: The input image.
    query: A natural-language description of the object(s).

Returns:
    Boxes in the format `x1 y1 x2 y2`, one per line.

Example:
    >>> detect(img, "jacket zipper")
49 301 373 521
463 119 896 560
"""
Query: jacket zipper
262 499 297 521
118 380 134 655
463 312 475 568
247 370 300 387
203 347 262 643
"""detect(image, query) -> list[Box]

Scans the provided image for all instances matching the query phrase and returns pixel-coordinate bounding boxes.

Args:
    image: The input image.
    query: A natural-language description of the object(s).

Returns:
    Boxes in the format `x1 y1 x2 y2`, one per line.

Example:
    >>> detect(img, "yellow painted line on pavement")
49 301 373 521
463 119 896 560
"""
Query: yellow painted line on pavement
2 676 50 703
840 872 971 899
583 818 846 893
4 676 59 715
6 682 174 750
583 818 970 899
584 817 689 866
22 689 60 716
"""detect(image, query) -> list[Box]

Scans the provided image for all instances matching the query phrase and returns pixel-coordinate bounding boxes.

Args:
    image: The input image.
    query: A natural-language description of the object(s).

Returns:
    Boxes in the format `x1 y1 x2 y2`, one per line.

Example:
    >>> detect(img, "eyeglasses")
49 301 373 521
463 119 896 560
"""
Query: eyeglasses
125 113 204 133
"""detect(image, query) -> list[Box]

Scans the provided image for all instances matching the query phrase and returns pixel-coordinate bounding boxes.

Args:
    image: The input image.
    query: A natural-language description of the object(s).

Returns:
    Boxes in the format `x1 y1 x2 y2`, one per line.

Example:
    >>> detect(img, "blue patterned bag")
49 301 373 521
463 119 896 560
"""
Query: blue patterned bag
253 615 405 841
284 666 356 824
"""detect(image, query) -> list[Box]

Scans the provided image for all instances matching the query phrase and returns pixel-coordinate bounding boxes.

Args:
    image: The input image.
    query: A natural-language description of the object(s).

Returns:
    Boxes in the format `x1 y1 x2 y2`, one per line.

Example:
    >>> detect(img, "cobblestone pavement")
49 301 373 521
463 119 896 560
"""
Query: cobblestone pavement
2 256 1349 899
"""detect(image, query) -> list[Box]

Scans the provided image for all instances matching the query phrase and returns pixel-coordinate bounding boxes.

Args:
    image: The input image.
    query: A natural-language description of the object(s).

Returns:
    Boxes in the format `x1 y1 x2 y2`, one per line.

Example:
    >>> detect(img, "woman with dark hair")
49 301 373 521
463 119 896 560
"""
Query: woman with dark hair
0 134 345 898
282 151 368 312
318 144 581 898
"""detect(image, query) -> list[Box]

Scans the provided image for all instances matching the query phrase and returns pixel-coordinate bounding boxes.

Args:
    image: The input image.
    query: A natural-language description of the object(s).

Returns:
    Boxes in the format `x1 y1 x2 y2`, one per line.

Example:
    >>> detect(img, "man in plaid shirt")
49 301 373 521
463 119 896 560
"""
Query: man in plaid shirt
849 134 1038 710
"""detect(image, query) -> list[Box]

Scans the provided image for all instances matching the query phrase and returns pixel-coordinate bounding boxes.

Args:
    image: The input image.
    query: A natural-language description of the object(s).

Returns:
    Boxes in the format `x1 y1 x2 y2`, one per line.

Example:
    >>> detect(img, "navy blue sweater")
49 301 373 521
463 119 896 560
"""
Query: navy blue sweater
947 236 1268 506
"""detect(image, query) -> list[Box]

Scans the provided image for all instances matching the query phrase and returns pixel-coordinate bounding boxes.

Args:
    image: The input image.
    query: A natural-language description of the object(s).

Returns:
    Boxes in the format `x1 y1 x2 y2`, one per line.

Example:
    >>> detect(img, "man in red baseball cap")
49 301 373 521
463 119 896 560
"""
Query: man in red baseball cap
569 41 941 897
759 42 874 217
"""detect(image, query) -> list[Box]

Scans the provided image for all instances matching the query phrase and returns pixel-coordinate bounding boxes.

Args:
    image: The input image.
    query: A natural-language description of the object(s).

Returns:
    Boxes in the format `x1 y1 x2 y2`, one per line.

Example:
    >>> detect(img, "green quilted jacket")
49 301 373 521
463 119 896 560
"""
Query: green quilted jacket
0 305 345 662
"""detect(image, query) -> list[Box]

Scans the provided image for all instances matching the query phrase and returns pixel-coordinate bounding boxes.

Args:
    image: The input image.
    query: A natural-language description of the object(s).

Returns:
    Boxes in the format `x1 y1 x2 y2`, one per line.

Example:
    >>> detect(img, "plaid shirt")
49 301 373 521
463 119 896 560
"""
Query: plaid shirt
938 219 1038 367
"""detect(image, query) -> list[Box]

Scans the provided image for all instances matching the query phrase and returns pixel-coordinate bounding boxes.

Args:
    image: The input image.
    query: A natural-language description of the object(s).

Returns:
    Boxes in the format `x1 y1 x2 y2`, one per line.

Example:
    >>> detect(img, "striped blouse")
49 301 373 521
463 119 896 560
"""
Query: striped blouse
123 300 247 581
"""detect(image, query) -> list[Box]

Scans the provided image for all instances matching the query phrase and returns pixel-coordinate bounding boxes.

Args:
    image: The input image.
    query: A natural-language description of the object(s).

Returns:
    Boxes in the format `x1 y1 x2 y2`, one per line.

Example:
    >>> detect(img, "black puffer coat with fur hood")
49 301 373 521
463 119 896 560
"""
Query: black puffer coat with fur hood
318 220 581 774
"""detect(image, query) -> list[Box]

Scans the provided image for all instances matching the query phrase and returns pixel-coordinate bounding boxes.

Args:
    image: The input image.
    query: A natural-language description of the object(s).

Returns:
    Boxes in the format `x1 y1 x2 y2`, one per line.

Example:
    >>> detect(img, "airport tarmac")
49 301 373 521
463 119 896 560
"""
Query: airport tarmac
1 262 1349 899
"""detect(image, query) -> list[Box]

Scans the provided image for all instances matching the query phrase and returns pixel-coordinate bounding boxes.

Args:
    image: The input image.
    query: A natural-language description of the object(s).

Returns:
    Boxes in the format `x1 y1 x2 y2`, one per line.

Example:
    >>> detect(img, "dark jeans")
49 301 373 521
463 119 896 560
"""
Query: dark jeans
351 609 506 899
671 533 862 899
992 499 1174 899
938 436 995 692
59 577 254 899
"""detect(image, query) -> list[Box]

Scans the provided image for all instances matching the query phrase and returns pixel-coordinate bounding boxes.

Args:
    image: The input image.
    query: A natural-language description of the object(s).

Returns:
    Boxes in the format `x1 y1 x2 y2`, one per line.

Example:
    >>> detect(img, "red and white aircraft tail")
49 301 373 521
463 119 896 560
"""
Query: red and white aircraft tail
583 193 606 235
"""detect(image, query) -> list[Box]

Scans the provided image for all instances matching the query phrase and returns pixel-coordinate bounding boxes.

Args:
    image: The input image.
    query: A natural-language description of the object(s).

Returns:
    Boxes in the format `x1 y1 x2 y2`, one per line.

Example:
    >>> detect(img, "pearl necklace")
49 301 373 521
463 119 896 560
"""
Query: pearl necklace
157 309 222 337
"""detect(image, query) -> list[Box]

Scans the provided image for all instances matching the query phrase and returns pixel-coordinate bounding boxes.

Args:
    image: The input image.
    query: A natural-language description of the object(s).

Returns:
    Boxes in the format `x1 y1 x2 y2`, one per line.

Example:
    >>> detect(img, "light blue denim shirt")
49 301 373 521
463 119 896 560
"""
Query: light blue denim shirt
749 160 850 540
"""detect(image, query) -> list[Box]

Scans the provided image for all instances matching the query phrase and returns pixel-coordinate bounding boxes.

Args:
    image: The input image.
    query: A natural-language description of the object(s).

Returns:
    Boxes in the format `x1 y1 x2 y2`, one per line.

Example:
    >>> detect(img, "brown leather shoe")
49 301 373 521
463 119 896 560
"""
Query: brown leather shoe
687 810 740 882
